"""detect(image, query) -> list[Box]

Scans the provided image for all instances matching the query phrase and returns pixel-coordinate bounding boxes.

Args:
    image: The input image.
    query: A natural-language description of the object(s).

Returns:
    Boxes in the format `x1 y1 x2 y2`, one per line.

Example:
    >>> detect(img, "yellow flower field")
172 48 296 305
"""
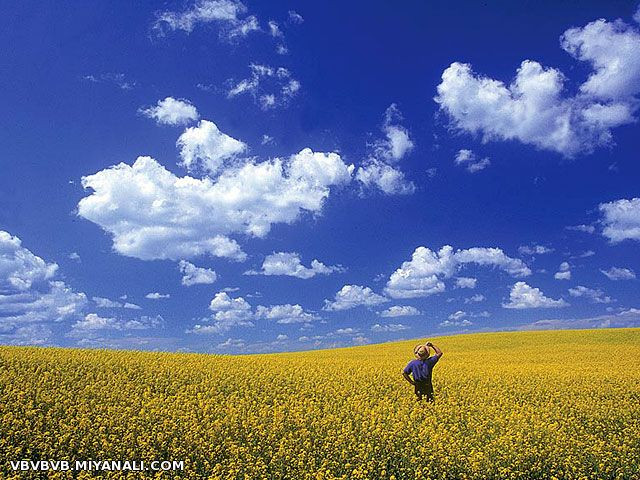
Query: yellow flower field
1 329 639 479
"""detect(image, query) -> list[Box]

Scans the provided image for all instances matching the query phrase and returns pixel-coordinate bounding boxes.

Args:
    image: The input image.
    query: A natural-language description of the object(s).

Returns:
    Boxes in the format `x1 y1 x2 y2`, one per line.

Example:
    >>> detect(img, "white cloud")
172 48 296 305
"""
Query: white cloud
124 302 142 310
0 324 53 346
356 160 415 195
503 282 569 309
0 232 87 339
261 134 274 145
153 0 254 38
72 313 120 331
385 245 530 299
68 252 81 262
464 293 485 304
268 20 283 38
228 15 259 38
554 271 571 280
288 11 304 24
448 310 467 321
439 316 473 328
521 308 640 330
68 313 163 343
435 14 640 157
0 281 87 325
177 120 247 175
78 149 353 261
246 252 342 279
568 285 613 304
599 197 640 242
554 261 571 280
255 304 318 324
378 305 421 317
454 149 490 173
82 73 136 90
227 64 301 110
371 323 409 332
561 18 640 102
357 104 415 195
324 285 388 311
0 231 58 291
375 104 414 162
518 244 554 255
455 277 477 289
565 224 596 234
145 292 171 299
140 97 199 126
187 292 254 334
601 266 636 280
179 260 217 286
92 296 122 308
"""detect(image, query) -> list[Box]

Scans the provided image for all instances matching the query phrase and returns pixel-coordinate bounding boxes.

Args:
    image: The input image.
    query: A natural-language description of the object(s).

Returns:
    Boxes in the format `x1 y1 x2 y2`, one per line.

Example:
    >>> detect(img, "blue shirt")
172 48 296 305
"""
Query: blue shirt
403 356 440 382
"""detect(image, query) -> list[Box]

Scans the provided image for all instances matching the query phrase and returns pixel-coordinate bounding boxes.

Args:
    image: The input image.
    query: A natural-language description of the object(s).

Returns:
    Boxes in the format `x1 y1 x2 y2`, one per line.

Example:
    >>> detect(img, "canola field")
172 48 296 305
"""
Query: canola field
1 329 639 480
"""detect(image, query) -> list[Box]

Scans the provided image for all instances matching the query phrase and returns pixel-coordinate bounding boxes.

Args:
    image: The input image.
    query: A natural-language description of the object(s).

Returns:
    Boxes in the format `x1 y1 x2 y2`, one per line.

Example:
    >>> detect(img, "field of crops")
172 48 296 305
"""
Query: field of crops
1 329 639 479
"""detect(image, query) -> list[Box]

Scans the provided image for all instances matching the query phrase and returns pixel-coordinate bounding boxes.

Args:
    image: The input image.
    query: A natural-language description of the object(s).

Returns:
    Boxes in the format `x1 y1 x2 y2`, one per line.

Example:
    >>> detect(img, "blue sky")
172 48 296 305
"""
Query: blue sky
1 0 639 353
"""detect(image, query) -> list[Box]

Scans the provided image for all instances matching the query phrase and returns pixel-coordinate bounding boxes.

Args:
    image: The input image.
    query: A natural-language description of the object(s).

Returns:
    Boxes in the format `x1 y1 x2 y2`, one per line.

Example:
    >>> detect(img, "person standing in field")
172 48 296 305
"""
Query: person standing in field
402 342 443 402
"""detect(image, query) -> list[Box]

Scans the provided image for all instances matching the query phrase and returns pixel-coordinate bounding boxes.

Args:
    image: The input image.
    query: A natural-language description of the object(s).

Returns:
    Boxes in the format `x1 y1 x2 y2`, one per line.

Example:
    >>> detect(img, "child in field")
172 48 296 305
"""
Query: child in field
402 342 443 402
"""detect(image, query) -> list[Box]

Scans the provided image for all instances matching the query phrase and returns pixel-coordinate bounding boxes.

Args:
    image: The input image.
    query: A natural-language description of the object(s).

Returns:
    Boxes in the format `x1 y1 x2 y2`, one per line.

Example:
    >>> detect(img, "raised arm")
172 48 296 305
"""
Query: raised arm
427 342 443 358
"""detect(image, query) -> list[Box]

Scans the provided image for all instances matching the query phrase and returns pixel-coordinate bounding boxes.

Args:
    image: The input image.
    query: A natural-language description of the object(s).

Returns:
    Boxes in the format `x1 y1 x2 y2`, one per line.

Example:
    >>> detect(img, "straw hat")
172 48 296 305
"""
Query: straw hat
414 344 430 358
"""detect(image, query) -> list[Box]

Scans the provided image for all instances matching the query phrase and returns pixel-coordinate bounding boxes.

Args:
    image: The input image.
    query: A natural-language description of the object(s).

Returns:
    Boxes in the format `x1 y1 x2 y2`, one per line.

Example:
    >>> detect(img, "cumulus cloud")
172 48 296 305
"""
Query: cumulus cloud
568 285 613 304
179 260 217 286
385 245 530 299
503 282 569 309
435 13 640 157
68 314 163 342
245 252 342 279
140 97 199 126
0 231 58 291
71 313 120 331
78 149 353 262
153 0 257 38
227 64 300 110
439 315 473 328
187 292 254 334
454 149 490 173
0 281 87 325
554 261 571 280
356 160 415 195
188 292 318 333
324 285 388 311
378 305 421 317
177 120 247 175
601 266 636 280
356 104 415 195
371 323 409 332
375 104 414 162
255 304 318 324
0 232 87 343
599 197 640 242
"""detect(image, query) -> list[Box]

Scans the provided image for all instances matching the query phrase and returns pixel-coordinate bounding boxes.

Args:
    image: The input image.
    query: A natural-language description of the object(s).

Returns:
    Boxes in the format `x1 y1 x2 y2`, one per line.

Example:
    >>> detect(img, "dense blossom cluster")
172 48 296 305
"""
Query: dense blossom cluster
1 329 639 479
